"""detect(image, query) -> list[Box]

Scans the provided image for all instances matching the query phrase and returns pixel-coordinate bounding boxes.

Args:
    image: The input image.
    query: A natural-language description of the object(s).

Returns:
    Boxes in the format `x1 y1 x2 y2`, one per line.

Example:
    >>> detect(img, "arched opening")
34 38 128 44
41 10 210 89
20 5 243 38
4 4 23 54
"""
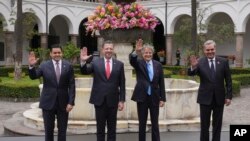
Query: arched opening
173 15 192 66
78 18 97 54
153 19 165 64
207 12 235 65
49 15 70 48
0 16 4 61
243 15 250 66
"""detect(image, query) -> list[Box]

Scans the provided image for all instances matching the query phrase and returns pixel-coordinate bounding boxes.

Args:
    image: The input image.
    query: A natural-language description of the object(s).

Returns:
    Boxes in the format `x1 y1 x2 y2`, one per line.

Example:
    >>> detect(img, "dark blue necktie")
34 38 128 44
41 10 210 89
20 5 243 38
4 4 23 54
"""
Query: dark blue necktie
210 59 215 81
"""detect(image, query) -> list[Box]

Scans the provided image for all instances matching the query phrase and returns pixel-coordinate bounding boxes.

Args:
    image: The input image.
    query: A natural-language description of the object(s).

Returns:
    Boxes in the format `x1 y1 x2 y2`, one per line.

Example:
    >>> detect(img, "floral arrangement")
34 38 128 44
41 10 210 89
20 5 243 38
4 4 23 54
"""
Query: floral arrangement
157 50 165 57
85 2 159 35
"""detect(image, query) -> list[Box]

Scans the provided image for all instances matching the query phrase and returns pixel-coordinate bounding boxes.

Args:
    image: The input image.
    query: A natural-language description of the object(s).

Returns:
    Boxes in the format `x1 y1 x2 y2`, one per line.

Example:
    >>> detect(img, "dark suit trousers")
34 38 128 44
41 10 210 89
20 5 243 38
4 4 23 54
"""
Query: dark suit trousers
137 95 160 141
199 97 224 141
42 101 69 141
95 98 118 141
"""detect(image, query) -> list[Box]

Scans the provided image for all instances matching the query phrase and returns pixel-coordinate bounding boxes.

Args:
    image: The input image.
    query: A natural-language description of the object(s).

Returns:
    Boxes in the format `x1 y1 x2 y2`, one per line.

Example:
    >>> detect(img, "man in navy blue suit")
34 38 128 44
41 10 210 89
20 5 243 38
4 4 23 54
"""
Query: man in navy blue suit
80 40 125 141
28 44 75 141
188 40 232 141
129 39 166 141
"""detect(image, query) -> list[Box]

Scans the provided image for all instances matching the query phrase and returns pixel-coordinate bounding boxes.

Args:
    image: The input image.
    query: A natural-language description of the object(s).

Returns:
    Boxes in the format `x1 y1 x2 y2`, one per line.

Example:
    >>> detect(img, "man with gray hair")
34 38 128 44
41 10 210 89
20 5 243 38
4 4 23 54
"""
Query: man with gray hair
188 40 232 141
129 39 166 141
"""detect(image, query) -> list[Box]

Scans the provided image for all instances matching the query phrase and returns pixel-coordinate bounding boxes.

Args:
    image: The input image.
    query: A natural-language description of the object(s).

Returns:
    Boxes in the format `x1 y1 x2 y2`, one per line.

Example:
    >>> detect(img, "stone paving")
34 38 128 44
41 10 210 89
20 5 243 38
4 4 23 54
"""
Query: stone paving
222 87 250 130
0 101 33 136
0 88 250 137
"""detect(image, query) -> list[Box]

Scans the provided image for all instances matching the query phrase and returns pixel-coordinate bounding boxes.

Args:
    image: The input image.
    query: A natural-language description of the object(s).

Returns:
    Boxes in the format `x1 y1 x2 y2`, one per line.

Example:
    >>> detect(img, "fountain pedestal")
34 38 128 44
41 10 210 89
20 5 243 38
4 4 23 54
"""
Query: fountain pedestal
100 28 152 88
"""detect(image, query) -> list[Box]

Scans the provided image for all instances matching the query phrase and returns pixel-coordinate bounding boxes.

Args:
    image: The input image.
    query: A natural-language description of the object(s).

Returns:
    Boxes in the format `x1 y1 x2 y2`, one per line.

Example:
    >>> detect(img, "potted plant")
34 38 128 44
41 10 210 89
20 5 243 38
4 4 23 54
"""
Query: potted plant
85 2 158 43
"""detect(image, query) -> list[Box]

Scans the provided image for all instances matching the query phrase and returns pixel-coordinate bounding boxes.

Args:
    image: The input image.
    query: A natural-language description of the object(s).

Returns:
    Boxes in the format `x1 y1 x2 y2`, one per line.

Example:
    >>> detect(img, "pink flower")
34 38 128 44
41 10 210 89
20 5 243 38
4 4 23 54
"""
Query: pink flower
85 2 158 35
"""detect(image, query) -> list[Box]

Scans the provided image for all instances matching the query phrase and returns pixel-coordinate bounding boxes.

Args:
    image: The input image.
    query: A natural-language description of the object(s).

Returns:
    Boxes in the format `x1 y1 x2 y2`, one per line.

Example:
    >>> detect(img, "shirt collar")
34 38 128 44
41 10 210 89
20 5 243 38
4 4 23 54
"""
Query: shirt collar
52 59 61 65
208 57 215 62
146 60 153 65
104 57 112 63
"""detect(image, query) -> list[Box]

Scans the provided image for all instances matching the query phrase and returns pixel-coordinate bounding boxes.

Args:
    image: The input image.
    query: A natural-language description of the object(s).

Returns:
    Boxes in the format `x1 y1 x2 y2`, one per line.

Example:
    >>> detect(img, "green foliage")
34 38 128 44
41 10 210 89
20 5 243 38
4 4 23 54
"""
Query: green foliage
23 11 38 40
163 70 172 78
230 68 250 75
0 67 29 77
63 42 80 63
232 74 250 86
8 8 38 39
163 65 184 75
27 47 50 62
173 7 235 56
207 22 235 44
173 17 192 48
0 83 40 98
232 80 240 97
8 72 26 78
0 76 40 98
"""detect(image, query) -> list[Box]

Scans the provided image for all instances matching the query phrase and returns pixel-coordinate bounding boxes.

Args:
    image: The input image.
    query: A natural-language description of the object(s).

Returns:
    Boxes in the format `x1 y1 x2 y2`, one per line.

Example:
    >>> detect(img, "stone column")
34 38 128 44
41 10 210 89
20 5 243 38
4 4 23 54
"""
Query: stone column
4 31 14 66
71 34 79 64
97 36 104 52
235 33 244 68
114 43 134 88
40 33 48 61
40 33 48 49
70 34 78 47
166 34 173 65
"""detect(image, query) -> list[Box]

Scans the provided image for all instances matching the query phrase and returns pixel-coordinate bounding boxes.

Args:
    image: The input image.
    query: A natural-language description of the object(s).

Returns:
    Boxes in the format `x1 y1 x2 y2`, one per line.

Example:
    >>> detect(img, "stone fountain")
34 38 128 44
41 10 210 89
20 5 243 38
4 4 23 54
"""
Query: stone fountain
19 77 200 134
4 0 200 135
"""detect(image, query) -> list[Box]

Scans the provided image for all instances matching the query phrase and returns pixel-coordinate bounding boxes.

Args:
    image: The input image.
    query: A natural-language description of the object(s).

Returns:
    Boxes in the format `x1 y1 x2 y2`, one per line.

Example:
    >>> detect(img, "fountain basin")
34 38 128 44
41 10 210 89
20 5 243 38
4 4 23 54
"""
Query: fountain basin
22 77 200 133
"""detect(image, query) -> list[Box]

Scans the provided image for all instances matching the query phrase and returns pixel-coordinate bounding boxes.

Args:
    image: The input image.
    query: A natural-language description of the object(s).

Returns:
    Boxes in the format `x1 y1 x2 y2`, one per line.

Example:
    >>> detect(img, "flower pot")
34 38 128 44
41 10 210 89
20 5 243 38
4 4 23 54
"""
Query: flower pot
112 0 136 4
99 28 152 43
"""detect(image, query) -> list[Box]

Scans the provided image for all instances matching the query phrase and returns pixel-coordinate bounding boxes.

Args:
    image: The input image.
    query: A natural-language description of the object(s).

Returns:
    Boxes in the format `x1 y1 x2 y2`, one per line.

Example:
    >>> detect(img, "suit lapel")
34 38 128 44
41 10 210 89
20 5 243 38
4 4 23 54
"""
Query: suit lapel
152 61 156 81
109 59 116 79
215 57 221 77
49 60 58 84
100 58 107 80
60 60 67 83
202 58 213 81
142 60 151 81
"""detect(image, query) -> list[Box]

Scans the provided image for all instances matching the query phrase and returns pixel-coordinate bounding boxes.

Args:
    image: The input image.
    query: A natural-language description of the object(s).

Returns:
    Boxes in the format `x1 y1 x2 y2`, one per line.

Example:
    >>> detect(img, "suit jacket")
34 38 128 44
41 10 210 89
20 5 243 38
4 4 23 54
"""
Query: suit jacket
80 57 125 107
188 56 232 105
129 54 166 105
29 60 75 110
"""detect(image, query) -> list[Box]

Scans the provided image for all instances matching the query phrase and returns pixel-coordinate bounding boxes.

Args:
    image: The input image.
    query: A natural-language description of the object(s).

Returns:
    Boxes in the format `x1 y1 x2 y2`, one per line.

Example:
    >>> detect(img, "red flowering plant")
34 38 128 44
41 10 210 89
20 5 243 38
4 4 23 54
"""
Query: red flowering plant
85 2 159 36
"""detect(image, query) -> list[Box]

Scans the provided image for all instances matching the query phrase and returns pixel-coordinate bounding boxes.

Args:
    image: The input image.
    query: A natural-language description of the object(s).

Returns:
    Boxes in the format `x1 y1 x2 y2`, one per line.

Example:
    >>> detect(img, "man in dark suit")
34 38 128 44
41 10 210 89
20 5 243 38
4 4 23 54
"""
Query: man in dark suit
28 44 75 141
175 48 181 66
188 40 232 141
80 40 125 141
129 40 166 141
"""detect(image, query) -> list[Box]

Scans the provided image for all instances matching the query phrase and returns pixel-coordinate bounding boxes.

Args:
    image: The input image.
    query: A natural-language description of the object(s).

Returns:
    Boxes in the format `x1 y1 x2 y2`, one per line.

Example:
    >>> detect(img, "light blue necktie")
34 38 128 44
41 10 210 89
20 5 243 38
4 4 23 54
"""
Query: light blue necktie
147 62 153 95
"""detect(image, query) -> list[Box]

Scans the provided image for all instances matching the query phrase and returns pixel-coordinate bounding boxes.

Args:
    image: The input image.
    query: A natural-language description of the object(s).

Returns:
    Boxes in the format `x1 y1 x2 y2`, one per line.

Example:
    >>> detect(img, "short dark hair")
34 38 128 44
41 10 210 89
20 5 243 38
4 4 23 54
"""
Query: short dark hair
50 44 62 52
102 40 113 48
